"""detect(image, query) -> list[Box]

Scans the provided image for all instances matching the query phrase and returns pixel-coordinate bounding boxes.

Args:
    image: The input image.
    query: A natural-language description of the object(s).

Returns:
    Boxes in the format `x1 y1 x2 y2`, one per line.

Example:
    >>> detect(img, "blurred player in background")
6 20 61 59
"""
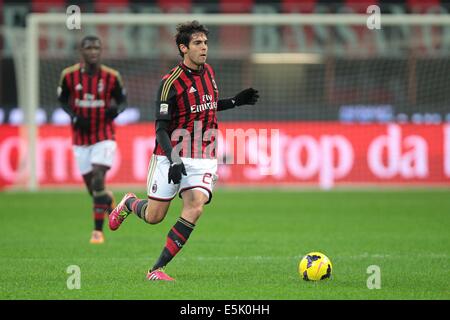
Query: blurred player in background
109 21 259 281
57 35 127 244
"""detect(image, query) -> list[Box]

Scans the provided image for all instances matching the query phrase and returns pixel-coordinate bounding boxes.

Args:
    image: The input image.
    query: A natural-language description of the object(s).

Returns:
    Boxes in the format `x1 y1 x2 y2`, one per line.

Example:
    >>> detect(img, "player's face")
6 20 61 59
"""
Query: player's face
81 40 102 65
183 32 208 69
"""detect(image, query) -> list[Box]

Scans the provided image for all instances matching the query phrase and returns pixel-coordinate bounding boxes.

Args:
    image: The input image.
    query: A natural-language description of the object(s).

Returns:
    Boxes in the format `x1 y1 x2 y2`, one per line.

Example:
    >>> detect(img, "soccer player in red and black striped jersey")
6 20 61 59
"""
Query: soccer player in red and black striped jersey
57 35 127 244
109 21 259 281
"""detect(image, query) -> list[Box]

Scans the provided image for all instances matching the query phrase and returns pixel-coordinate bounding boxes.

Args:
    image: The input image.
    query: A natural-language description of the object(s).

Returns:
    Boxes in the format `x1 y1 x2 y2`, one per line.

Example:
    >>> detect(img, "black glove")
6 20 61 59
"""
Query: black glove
105 107 119 120
233 88 259 106
72 115 90 131
168 161 187 184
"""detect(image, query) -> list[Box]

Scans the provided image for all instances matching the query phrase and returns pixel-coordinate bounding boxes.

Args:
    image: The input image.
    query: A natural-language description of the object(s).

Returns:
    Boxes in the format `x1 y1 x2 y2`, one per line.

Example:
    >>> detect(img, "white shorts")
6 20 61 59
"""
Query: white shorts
147 155 218 204
73 140 117 175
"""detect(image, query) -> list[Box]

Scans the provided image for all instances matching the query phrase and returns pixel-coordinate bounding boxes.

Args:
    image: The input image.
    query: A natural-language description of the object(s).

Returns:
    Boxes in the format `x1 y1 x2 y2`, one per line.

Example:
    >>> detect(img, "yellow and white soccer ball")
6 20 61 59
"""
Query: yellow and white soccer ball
299 252 332 281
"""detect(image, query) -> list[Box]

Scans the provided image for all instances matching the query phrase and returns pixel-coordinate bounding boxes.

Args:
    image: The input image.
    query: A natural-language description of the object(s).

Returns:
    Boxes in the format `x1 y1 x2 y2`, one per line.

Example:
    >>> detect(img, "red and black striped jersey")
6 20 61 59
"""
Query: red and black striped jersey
154 62 219 159
57 63 126 146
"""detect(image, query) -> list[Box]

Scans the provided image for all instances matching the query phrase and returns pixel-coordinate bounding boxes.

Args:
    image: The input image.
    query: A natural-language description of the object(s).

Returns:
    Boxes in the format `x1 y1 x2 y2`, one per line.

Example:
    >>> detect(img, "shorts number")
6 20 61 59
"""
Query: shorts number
202 173 212 185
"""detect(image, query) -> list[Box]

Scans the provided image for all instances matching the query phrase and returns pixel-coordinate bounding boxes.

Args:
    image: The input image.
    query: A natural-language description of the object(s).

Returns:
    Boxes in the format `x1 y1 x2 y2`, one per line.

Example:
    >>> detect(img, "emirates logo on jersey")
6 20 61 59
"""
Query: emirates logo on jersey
75 93 105 108
190 94 217 113
190 102 217 113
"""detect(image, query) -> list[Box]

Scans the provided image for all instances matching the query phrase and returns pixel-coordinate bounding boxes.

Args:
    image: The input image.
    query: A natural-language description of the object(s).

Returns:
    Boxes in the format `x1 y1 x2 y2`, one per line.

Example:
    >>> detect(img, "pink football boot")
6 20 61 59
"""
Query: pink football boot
146 268 175 281
108 192 136 231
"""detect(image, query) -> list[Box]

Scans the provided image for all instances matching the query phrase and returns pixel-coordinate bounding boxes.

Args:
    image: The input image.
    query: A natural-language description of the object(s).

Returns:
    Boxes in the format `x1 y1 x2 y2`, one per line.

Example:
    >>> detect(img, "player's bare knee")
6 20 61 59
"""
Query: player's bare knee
145 206 168 225
183 202 204 220
145 214 164 225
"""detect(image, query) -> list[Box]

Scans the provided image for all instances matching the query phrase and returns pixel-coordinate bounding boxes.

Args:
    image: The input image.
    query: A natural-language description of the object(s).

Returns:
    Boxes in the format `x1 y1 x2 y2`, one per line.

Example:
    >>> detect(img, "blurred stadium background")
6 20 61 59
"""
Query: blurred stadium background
1 0 450 190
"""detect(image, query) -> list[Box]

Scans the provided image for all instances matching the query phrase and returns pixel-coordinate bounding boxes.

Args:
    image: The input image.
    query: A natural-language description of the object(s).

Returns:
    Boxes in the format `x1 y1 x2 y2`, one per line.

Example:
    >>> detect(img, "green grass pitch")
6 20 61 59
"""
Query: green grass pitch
0 189 449 300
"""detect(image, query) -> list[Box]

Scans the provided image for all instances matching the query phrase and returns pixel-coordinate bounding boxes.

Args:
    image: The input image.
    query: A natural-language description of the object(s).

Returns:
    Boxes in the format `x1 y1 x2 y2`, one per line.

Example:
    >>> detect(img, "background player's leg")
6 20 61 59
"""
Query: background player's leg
82 172 93 196
83 170 104 243
73 145 104 243
91 164 113 234
150 189 207 272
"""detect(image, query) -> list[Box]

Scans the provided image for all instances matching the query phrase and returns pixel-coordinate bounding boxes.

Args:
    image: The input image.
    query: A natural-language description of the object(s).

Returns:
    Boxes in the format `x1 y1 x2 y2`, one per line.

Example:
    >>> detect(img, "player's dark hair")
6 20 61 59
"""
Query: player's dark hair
80 35 101 48
175 20 209 58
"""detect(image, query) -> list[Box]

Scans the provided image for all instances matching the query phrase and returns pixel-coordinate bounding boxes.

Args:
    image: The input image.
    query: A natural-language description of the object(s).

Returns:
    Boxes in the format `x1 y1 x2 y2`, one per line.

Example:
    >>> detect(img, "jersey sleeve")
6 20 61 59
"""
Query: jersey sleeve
154 76 177 121
57 71 70 104
111 72 127 105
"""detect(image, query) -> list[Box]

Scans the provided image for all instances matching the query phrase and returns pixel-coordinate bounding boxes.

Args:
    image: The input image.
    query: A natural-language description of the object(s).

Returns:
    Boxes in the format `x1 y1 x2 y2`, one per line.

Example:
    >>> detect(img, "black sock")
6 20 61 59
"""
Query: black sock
152 217 195 271
93 191 112 231
126 198 148 221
